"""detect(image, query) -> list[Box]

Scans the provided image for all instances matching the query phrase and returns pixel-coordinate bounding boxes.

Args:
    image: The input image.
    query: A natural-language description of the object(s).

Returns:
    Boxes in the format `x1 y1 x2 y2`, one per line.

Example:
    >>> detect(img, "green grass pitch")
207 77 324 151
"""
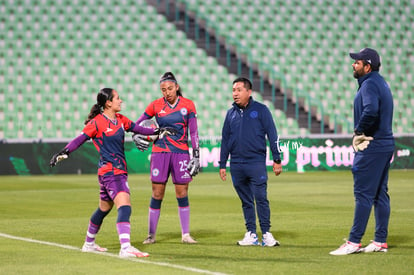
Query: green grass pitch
0 170 413 274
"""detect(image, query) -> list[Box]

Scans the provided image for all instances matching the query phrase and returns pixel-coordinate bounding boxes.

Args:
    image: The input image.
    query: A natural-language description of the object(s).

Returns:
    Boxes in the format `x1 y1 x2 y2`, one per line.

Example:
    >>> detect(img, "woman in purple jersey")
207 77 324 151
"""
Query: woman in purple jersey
132 72 200 244
49 88 170 258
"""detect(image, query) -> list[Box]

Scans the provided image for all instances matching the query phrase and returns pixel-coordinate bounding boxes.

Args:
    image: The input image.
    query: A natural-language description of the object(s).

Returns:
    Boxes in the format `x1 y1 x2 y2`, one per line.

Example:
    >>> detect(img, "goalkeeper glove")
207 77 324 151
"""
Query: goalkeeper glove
158 127 177 139
132 134 151 152
49 148 70 167
352 134 373 152
187 148 200 177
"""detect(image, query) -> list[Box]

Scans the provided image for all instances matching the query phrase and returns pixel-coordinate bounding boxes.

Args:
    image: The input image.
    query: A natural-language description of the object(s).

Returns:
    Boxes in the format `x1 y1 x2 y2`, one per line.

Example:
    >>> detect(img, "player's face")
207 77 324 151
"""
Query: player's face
160 81 179 104
108 90 122 112
232 82 251 107
352 60 370 79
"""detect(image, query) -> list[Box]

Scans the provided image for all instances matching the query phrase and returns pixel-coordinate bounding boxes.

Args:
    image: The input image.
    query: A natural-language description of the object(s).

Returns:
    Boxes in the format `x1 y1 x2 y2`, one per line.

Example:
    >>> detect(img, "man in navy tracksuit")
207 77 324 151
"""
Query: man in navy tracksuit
330 48 395 255
219 77 283 247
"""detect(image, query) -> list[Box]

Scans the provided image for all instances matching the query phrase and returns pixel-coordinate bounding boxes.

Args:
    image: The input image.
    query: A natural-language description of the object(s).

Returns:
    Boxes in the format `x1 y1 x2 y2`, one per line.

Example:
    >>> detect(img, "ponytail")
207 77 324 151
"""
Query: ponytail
84 88 114 125
84 104 101 125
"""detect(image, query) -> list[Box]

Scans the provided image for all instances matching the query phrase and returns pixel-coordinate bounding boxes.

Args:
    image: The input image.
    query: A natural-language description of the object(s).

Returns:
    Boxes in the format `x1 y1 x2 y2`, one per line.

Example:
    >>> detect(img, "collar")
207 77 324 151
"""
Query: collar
233 96 253 110
357 71 378 87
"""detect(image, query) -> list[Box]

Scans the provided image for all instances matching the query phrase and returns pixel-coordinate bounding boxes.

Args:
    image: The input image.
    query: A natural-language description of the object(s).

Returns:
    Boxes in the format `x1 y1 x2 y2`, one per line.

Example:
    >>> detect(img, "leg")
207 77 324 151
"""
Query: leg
84 201 113 244
82 177 115 252
175 184 190 235
349 153 384 243
145 183 166 242
373 151 393 243
250 163 270 234
170 153 195 243
144 153 171 242
230 163 256 234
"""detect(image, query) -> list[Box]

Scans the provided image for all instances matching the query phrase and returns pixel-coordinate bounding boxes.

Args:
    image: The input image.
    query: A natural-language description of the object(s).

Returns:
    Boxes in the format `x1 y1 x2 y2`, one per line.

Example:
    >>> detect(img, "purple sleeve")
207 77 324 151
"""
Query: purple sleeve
65 133 89 153
131 123 157 135
135 113 151 126
188 117 199 150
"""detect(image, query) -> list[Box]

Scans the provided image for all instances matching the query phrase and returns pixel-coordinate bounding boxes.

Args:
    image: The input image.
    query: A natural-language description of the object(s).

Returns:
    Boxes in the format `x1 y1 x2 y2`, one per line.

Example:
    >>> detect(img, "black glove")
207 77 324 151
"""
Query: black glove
158 127 177 139
132 134 151 152
187 148 200 177
49 148 70 167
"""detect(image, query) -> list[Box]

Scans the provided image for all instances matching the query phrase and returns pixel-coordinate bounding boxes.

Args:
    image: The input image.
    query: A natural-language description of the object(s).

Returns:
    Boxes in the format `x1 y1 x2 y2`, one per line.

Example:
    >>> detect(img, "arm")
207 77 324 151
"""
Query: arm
219 111 231 170
187 116 200 177
188 116 200 151
49 133 89 167
355 83 380 134
66 133 89 153
135 113 152 126
263 107 281 162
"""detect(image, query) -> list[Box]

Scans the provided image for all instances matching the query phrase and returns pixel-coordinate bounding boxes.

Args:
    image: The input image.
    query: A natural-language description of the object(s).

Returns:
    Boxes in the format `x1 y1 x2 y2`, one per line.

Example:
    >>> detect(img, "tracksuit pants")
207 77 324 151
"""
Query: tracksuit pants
349 151 393 243
230 162 271 234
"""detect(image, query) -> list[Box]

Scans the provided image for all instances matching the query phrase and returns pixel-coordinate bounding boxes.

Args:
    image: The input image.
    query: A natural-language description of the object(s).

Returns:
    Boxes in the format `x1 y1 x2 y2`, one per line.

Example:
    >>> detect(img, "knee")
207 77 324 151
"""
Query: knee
152 187 165 200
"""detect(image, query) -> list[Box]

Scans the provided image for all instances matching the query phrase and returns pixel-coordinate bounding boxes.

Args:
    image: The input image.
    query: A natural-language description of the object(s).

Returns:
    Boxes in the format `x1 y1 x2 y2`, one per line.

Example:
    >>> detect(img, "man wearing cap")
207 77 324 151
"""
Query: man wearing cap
330 48 395 256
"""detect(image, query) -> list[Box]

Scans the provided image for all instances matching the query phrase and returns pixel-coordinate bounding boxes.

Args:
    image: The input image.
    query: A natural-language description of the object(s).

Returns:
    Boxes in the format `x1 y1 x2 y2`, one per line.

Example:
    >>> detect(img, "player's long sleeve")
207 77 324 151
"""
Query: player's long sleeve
188 117 199 150
135 113 151 126
219 113 231 169
263 107 281 161
65 133 89 153
130 122 157 135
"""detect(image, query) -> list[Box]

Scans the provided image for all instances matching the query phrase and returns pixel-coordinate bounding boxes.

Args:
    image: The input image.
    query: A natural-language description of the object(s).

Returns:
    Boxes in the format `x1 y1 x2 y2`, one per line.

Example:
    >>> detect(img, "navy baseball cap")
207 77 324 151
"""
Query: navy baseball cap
349 48 381 68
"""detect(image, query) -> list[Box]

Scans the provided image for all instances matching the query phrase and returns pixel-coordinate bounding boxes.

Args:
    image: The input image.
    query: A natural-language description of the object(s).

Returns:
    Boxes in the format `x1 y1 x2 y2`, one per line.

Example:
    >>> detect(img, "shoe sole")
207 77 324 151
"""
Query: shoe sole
329 249 363 255
120 252 149 258
237 242 260 246
262 242 280 247
363 249 388 253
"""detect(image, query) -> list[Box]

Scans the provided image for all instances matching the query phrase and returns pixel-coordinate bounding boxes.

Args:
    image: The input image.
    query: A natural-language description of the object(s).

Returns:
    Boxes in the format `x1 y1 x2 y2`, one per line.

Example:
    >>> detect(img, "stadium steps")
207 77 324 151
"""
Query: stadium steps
146 0 332 134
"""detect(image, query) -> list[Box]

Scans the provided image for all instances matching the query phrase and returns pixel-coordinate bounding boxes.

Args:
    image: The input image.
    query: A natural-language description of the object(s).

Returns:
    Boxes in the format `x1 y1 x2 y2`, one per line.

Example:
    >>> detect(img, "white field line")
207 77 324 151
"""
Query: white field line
0 232 229 275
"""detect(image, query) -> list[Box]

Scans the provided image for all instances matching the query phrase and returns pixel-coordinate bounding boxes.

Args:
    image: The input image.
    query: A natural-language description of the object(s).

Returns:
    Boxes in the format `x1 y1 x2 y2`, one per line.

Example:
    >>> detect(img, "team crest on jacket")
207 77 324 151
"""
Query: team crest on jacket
250 111 258 118
180 108 188 116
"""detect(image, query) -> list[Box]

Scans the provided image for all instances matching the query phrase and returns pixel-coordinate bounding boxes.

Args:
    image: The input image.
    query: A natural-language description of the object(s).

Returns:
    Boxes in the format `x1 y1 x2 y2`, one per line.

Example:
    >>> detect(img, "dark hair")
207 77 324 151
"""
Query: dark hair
233 77 252 90
159 71 182 96
84 88 114 125
362 60 381 71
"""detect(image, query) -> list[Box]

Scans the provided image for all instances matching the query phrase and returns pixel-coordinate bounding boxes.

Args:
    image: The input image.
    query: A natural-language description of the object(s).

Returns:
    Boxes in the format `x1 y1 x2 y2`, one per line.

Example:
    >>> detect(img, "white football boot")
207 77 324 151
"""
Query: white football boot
329 239 362 255
237 231 260 246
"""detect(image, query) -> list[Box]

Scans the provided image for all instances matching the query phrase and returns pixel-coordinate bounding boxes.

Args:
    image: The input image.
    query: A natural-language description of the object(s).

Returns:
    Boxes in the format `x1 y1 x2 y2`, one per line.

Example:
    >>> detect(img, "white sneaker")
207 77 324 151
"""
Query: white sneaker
182 233 197 244
81 242 107 252
329 239 362 255
262 232 280 247
119 246 149 258
143 234 156 244
237 231 260 246
363 240 388 253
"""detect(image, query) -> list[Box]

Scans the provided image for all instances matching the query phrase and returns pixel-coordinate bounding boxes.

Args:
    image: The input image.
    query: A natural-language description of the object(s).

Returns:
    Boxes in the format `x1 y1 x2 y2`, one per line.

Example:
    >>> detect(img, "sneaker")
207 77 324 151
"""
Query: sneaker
237 231 260 246
143 234 156 244
262 232 280 247
363 240 388 253
329 239 362 255
81 242 108 252
119 246 149 258
182 233 197 244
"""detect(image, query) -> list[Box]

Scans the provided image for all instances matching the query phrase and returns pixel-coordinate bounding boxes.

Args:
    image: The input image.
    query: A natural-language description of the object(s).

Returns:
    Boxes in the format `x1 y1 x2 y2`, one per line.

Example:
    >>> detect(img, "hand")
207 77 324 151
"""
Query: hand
49 148 69 167
187 149 200 177
352 134 374 152
132 134 150 152
273 162 282 176
158 127 177 139
219 168 226 181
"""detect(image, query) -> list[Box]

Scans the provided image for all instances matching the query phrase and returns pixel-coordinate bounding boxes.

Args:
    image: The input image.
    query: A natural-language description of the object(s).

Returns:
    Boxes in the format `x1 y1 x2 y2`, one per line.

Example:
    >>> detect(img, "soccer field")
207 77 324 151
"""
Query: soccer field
0 170 413 274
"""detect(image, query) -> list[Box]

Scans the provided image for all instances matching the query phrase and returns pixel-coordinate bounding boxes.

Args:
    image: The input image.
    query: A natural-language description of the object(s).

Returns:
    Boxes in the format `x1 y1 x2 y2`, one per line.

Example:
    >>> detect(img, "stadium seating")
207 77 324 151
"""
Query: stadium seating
1 0 412 140
0 0 308 140
183 0 414 134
